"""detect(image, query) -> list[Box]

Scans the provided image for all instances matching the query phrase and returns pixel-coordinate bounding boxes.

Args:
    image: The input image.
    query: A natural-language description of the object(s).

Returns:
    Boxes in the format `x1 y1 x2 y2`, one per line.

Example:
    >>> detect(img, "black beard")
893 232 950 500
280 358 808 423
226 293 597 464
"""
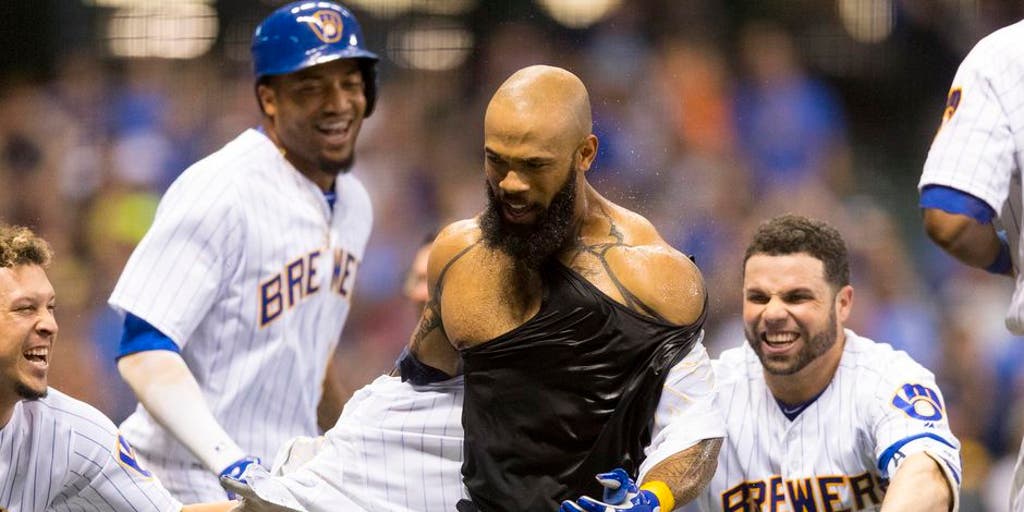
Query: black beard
480 170 577 270
15 382 46 401
319 153 354 176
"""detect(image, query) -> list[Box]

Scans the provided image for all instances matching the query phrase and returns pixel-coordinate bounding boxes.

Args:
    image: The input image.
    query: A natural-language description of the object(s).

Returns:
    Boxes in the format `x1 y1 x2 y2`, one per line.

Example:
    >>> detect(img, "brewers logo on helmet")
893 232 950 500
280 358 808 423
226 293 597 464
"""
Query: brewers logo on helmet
303 9 344 43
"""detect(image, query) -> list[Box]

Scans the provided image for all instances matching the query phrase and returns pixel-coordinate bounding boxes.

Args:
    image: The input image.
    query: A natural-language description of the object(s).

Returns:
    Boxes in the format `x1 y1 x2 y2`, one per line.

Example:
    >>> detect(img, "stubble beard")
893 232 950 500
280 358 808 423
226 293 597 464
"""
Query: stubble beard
745 306 838 376
15 381 46 401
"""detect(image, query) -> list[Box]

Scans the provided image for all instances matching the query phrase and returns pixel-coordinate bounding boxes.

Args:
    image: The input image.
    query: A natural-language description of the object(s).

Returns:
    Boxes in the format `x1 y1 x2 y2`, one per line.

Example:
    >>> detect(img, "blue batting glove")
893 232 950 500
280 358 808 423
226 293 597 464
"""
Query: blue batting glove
219 456 262 499
597 468 635 504
560 468 663 512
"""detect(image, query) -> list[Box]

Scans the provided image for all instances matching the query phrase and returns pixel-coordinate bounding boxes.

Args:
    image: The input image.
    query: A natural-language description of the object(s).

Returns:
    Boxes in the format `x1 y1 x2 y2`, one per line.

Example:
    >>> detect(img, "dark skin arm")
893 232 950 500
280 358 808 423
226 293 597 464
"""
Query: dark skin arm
396 221 476 376
316 356 350 431
922 208 1012 275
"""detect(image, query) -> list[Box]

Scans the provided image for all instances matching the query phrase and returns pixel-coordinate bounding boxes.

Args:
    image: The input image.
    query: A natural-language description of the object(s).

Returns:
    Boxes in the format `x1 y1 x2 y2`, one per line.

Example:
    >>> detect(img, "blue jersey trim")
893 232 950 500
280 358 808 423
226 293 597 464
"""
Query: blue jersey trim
775 386 827 421
324 190 337 212
944 459 962 485
919 185 995 224
877 432 957 475
116 313 181 360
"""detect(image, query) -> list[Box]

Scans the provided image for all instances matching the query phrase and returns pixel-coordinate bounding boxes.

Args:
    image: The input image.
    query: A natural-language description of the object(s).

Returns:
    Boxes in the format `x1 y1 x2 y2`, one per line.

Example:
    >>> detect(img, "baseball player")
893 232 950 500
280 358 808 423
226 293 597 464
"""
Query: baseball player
918 19 1024 511
108 0 378 502
402 65 724 510
0 223 184 512
563 216 962 512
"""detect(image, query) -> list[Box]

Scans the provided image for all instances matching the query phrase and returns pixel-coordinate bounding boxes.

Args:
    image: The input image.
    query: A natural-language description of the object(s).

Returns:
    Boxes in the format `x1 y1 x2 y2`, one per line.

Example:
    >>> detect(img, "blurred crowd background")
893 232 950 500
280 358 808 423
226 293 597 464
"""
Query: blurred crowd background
1 0 1023 509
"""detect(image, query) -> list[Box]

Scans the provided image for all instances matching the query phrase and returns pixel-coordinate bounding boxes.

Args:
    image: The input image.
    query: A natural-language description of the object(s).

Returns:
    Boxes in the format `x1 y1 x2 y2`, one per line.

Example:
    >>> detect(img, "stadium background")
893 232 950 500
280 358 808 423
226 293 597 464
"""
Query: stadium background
0 0 1021 509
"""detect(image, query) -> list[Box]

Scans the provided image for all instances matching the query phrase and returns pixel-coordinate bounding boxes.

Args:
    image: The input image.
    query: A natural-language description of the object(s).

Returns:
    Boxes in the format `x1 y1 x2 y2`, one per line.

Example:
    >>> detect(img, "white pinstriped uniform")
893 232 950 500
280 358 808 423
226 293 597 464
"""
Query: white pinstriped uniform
109 128 372 502
920 20 1024 334
0 388 181 512
235 343 724 512
919 20 1024 510
697 331 961 512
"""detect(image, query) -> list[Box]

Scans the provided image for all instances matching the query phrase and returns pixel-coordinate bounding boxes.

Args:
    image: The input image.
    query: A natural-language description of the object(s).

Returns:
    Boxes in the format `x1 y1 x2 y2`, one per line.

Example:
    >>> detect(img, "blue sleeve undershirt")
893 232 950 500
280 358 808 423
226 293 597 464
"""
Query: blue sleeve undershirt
116 312 181 360
919 185 995 224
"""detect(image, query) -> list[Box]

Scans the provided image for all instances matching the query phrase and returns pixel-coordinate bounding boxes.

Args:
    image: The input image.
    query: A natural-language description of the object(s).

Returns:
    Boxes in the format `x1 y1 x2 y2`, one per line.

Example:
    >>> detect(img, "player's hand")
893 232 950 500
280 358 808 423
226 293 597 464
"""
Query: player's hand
219 456 263 499
220 474 301 512
559 468 663 512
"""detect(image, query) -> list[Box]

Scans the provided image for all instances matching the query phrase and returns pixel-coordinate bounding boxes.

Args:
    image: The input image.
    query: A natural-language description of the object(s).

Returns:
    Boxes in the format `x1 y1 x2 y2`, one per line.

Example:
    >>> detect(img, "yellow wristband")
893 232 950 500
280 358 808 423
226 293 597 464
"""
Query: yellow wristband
640 480 675 511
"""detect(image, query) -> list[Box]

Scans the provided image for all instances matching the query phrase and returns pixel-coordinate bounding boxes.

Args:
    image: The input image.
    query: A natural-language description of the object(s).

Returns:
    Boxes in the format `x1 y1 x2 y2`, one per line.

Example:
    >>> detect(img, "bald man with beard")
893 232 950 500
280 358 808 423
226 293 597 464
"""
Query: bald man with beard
198 65 723 512
403 65 724 511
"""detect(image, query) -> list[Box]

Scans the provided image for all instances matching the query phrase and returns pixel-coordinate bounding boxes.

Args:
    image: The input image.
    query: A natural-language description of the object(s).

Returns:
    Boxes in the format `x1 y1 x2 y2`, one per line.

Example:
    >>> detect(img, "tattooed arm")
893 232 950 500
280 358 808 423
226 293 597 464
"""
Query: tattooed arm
399 220 480 377
642 438 722 506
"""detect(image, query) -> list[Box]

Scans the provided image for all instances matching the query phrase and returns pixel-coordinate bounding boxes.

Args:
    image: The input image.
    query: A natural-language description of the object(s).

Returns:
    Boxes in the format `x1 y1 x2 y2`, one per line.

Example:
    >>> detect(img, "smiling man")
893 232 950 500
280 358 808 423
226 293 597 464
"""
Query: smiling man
0 223 183 511
696 215 961 512
108 0 379 503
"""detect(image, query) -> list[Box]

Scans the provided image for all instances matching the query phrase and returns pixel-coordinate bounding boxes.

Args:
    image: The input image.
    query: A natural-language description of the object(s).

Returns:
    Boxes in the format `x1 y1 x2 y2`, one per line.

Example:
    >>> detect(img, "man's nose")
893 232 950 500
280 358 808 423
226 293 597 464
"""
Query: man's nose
499 170 529 195
37 308 58 337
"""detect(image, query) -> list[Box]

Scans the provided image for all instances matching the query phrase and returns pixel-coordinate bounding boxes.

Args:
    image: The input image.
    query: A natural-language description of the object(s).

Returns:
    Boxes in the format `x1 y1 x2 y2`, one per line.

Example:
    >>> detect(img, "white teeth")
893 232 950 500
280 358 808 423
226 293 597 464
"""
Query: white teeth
318 120 350 132
25 348 48 357
764 333 797 344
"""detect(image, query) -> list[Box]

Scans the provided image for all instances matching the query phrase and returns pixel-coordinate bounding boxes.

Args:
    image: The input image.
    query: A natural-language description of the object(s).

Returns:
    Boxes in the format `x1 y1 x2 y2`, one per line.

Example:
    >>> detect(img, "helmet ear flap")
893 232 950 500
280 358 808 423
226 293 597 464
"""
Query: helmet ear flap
359 60 377 117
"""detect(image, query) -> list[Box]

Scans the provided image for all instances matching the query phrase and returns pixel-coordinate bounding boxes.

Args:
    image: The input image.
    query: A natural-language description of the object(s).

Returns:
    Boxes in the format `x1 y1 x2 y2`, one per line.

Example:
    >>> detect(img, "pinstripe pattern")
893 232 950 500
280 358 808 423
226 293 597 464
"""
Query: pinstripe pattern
920 20 1024 334
697 331 961 512
247 375 468 512
0 389 180 512
109 128 373 501
233 344 723 511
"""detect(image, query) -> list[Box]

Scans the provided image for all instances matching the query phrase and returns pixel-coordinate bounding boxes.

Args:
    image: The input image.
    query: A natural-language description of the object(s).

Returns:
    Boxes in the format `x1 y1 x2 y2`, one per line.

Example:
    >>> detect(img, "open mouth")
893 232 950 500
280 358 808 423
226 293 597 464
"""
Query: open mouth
502 202 536 223
761 332 798 351
316 119 352 145
24 347 48 368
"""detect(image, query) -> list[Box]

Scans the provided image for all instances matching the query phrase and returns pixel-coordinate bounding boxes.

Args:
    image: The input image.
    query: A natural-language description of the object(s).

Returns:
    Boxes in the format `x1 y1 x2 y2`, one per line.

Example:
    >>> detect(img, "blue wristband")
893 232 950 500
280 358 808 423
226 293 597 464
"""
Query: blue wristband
986 232 1013 275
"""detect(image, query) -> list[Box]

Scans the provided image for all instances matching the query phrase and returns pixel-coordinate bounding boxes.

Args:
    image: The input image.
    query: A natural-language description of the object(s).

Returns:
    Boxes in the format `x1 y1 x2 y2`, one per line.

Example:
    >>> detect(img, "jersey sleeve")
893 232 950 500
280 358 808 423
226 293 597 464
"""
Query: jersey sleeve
863 351 961 495
638 341 726 482
920 35 1016 213
108 169 243 348
57 406 182 511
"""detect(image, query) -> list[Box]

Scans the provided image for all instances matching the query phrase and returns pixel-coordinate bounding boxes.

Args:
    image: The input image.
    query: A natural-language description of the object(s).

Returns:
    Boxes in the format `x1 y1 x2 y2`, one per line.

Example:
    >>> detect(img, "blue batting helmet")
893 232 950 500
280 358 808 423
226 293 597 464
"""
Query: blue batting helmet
252 1 380 115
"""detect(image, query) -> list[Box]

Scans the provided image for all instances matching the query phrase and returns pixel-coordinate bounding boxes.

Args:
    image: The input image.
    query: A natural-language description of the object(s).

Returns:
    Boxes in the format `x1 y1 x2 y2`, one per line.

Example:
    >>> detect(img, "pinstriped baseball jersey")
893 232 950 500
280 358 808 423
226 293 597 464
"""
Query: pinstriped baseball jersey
0 388 181 512
245 375 467 512
109 128 372 501
233 342 722 512
919 19 1024 334
697 330 961 512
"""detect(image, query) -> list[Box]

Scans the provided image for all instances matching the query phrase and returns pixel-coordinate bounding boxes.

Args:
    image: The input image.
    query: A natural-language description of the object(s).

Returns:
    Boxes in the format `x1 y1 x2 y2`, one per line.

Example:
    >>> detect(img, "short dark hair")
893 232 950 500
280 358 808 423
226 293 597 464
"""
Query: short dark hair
743 214 849 288
0 224 52 269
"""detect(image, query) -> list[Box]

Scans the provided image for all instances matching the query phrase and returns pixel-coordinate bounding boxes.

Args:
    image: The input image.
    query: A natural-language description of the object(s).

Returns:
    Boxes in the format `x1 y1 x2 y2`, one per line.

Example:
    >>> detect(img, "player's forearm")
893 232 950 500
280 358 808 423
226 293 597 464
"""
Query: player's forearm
118 350 246 473
922 208 1005 270
641 437 722 507
880 452 954 512
316 357 349 431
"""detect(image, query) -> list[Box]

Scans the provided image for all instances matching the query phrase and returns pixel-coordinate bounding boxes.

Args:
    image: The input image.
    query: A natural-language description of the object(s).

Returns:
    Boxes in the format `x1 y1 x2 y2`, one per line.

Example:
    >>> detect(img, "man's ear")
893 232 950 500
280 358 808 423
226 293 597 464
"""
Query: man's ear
577 134 599 172
257 83 277 117
835 284 854 324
